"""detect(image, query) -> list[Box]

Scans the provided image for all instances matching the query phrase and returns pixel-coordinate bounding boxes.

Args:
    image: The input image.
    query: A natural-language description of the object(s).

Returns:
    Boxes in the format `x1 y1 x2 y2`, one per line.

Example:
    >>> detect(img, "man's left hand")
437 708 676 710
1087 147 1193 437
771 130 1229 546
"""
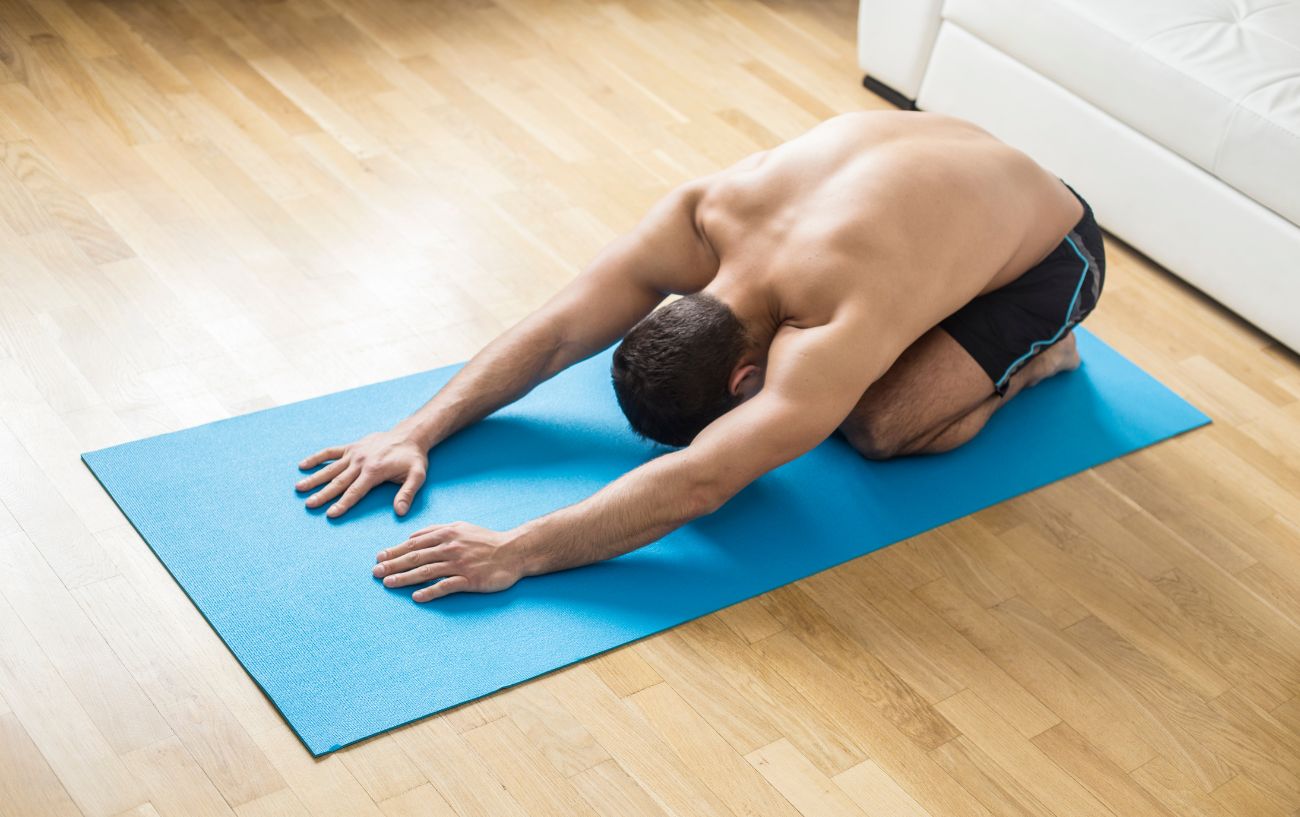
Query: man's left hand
373 522 524 602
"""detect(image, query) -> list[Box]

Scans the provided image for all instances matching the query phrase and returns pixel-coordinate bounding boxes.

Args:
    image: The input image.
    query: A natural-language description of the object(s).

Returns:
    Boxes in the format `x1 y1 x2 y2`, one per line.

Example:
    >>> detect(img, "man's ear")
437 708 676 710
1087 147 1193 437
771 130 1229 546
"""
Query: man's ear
728 363 763 400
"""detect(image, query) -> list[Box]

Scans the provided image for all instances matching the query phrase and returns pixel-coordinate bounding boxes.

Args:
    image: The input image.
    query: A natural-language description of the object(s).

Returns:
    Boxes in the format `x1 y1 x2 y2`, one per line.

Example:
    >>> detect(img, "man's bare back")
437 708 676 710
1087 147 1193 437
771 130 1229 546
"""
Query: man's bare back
691 111 1086 358
295 111 1104 602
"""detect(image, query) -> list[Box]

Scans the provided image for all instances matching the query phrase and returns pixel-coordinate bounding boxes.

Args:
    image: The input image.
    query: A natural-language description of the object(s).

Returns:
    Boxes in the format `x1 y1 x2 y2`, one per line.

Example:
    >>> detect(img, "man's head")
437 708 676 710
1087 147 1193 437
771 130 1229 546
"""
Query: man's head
610 292 762 447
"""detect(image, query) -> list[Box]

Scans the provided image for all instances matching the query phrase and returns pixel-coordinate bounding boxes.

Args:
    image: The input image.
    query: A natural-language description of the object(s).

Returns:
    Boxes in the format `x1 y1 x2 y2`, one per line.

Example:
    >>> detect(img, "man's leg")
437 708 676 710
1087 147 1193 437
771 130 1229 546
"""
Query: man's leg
838 327 1080 460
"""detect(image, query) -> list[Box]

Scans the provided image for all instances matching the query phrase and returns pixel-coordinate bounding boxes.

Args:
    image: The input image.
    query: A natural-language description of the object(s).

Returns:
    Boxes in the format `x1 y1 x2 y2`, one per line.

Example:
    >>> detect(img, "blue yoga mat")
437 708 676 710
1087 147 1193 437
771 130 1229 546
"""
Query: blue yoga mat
83 327 1207 755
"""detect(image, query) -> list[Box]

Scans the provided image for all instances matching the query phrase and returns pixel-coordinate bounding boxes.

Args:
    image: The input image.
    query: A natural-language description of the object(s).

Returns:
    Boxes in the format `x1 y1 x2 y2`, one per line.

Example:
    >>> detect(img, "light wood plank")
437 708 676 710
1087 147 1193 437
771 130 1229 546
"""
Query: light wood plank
932 689 1114 817
627 681 802 817
120 737 237 817
568 760 672 817
832 759 934 817
461 715 600 817
750 629 995 817
914 575 1156 772
0 530 172 755
374 784 457 817
335 735 426 804
72 576 287 807
746 738 867 817
0 592 146 816
0 711 84 817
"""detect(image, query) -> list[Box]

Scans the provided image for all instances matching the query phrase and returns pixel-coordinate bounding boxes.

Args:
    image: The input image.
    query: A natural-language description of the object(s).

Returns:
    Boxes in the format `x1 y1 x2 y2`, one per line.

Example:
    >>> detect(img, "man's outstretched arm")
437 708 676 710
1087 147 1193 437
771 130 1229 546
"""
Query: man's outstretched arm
373 316 897 601
295 182 718 517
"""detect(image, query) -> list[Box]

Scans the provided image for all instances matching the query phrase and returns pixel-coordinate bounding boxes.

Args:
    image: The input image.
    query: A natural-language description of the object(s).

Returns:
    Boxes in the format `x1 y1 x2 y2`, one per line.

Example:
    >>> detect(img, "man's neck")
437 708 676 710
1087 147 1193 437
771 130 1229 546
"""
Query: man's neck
706 279 781 361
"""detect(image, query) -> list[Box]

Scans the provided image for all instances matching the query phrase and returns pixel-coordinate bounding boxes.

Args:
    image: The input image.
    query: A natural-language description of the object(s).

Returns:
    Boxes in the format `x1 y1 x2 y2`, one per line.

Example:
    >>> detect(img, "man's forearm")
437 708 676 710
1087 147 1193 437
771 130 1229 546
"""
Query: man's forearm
394 318 571 450
504 450 727 577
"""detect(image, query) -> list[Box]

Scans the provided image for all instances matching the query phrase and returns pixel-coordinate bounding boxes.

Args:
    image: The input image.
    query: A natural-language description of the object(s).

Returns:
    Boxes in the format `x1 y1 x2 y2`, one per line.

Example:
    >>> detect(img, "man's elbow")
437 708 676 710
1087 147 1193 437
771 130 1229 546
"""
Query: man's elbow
686 472 738 518
688 486 724 518
677 446 774 518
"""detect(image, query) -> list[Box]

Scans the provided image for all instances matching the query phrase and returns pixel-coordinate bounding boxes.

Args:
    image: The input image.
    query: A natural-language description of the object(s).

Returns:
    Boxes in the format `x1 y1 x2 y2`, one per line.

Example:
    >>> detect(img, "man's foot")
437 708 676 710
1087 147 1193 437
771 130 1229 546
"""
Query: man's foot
1021 331 1081 388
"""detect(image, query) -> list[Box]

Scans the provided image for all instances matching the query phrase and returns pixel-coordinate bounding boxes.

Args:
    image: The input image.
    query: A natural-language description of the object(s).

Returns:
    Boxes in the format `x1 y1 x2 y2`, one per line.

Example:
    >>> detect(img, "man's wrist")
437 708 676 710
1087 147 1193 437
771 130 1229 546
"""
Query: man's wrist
393 415 443 451
502 521 547 578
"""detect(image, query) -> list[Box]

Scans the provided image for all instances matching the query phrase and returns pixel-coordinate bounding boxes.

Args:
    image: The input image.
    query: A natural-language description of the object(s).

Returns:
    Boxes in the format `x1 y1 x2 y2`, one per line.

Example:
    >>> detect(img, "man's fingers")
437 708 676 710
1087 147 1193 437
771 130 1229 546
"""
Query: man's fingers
413 576 470 602
409 522 456 539
394 468 426 516
372 545 448 578
376 527 456 563
305 465 359 508
295 458 349 493
299 446 345 470
381 561 456 589
327 472 380 518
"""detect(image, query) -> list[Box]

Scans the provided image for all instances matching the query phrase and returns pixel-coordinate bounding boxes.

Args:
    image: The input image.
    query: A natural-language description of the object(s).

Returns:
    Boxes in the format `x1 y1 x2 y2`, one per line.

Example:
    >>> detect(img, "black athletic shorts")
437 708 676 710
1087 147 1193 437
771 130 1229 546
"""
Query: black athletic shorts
940 179 1105 396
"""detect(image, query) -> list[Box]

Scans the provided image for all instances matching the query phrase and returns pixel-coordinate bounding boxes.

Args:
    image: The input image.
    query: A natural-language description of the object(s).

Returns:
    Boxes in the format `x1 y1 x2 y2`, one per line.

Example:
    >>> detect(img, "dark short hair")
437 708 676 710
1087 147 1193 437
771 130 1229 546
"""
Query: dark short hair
610 293 752 447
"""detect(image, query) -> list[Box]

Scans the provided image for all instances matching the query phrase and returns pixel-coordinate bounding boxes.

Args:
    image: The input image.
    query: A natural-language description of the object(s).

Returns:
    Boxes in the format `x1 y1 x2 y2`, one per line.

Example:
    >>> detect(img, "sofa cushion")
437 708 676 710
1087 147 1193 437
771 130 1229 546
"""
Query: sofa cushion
942 0 1300 227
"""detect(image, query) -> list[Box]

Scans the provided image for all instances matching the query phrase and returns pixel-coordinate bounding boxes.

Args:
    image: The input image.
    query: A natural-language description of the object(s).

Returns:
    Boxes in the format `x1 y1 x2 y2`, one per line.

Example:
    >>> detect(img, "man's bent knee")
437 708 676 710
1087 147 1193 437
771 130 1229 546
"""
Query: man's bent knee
838 417 905 461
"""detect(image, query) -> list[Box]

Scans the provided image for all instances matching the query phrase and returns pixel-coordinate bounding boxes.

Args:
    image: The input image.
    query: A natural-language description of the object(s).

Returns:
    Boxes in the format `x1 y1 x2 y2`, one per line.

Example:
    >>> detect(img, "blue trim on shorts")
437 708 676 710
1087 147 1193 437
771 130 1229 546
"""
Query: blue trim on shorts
993 235 1090 391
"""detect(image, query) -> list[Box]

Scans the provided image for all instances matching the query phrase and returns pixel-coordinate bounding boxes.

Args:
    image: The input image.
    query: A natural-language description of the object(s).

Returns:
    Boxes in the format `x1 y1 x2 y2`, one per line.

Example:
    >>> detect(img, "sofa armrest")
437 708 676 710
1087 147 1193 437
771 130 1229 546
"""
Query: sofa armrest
858 0 946 100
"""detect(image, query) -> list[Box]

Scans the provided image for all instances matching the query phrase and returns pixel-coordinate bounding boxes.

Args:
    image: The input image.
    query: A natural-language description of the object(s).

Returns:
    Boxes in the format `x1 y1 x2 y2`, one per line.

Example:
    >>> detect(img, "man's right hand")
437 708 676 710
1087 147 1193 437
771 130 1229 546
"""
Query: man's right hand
295 429 429 518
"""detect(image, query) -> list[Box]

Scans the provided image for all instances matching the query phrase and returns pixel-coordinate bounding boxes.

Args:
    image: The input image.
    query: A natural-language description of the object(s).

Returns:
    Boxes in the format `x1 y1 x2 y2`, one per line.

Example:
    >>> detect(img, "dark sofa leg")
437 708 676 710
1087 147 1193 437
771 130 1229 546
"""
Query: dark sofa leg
862 75 919 111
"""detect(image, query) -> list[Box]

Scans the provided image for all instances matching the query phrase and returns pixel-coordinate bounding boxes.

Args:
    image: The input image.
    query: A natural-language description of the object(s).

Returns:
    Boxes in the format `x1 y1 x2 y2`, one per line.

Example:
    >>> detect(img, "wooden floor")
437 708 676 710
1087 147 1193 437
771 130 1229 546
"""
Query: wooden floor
1 1 1298 815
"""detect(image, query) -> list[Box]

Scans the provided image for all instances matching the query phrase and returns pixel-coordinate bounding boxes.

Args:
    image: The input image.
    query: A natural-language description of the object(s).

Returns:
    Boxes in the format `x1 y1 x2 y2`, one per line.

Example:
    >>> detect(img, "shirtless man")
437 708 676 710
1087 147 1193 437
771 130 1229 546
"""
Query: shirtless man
294 111 1105 602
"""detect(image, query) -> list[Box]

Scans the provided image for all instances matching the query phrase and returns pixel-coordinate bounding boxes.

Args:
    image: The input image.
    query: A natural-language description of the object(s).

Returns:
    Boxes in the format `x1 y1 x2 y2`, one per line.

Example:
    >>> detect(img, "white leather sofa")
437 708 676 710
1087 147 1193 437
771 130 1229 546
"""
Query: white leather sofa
858 0 1300 352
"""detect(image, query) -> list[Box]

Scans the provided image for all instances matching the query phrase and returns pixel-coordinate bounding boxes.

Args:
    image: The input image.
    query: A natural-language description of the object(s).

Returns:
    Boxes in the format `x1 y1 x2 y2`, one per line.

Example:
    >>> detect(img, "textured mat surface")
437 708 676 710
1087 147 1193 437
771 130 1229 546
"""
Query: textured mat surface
83 328 1208 755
